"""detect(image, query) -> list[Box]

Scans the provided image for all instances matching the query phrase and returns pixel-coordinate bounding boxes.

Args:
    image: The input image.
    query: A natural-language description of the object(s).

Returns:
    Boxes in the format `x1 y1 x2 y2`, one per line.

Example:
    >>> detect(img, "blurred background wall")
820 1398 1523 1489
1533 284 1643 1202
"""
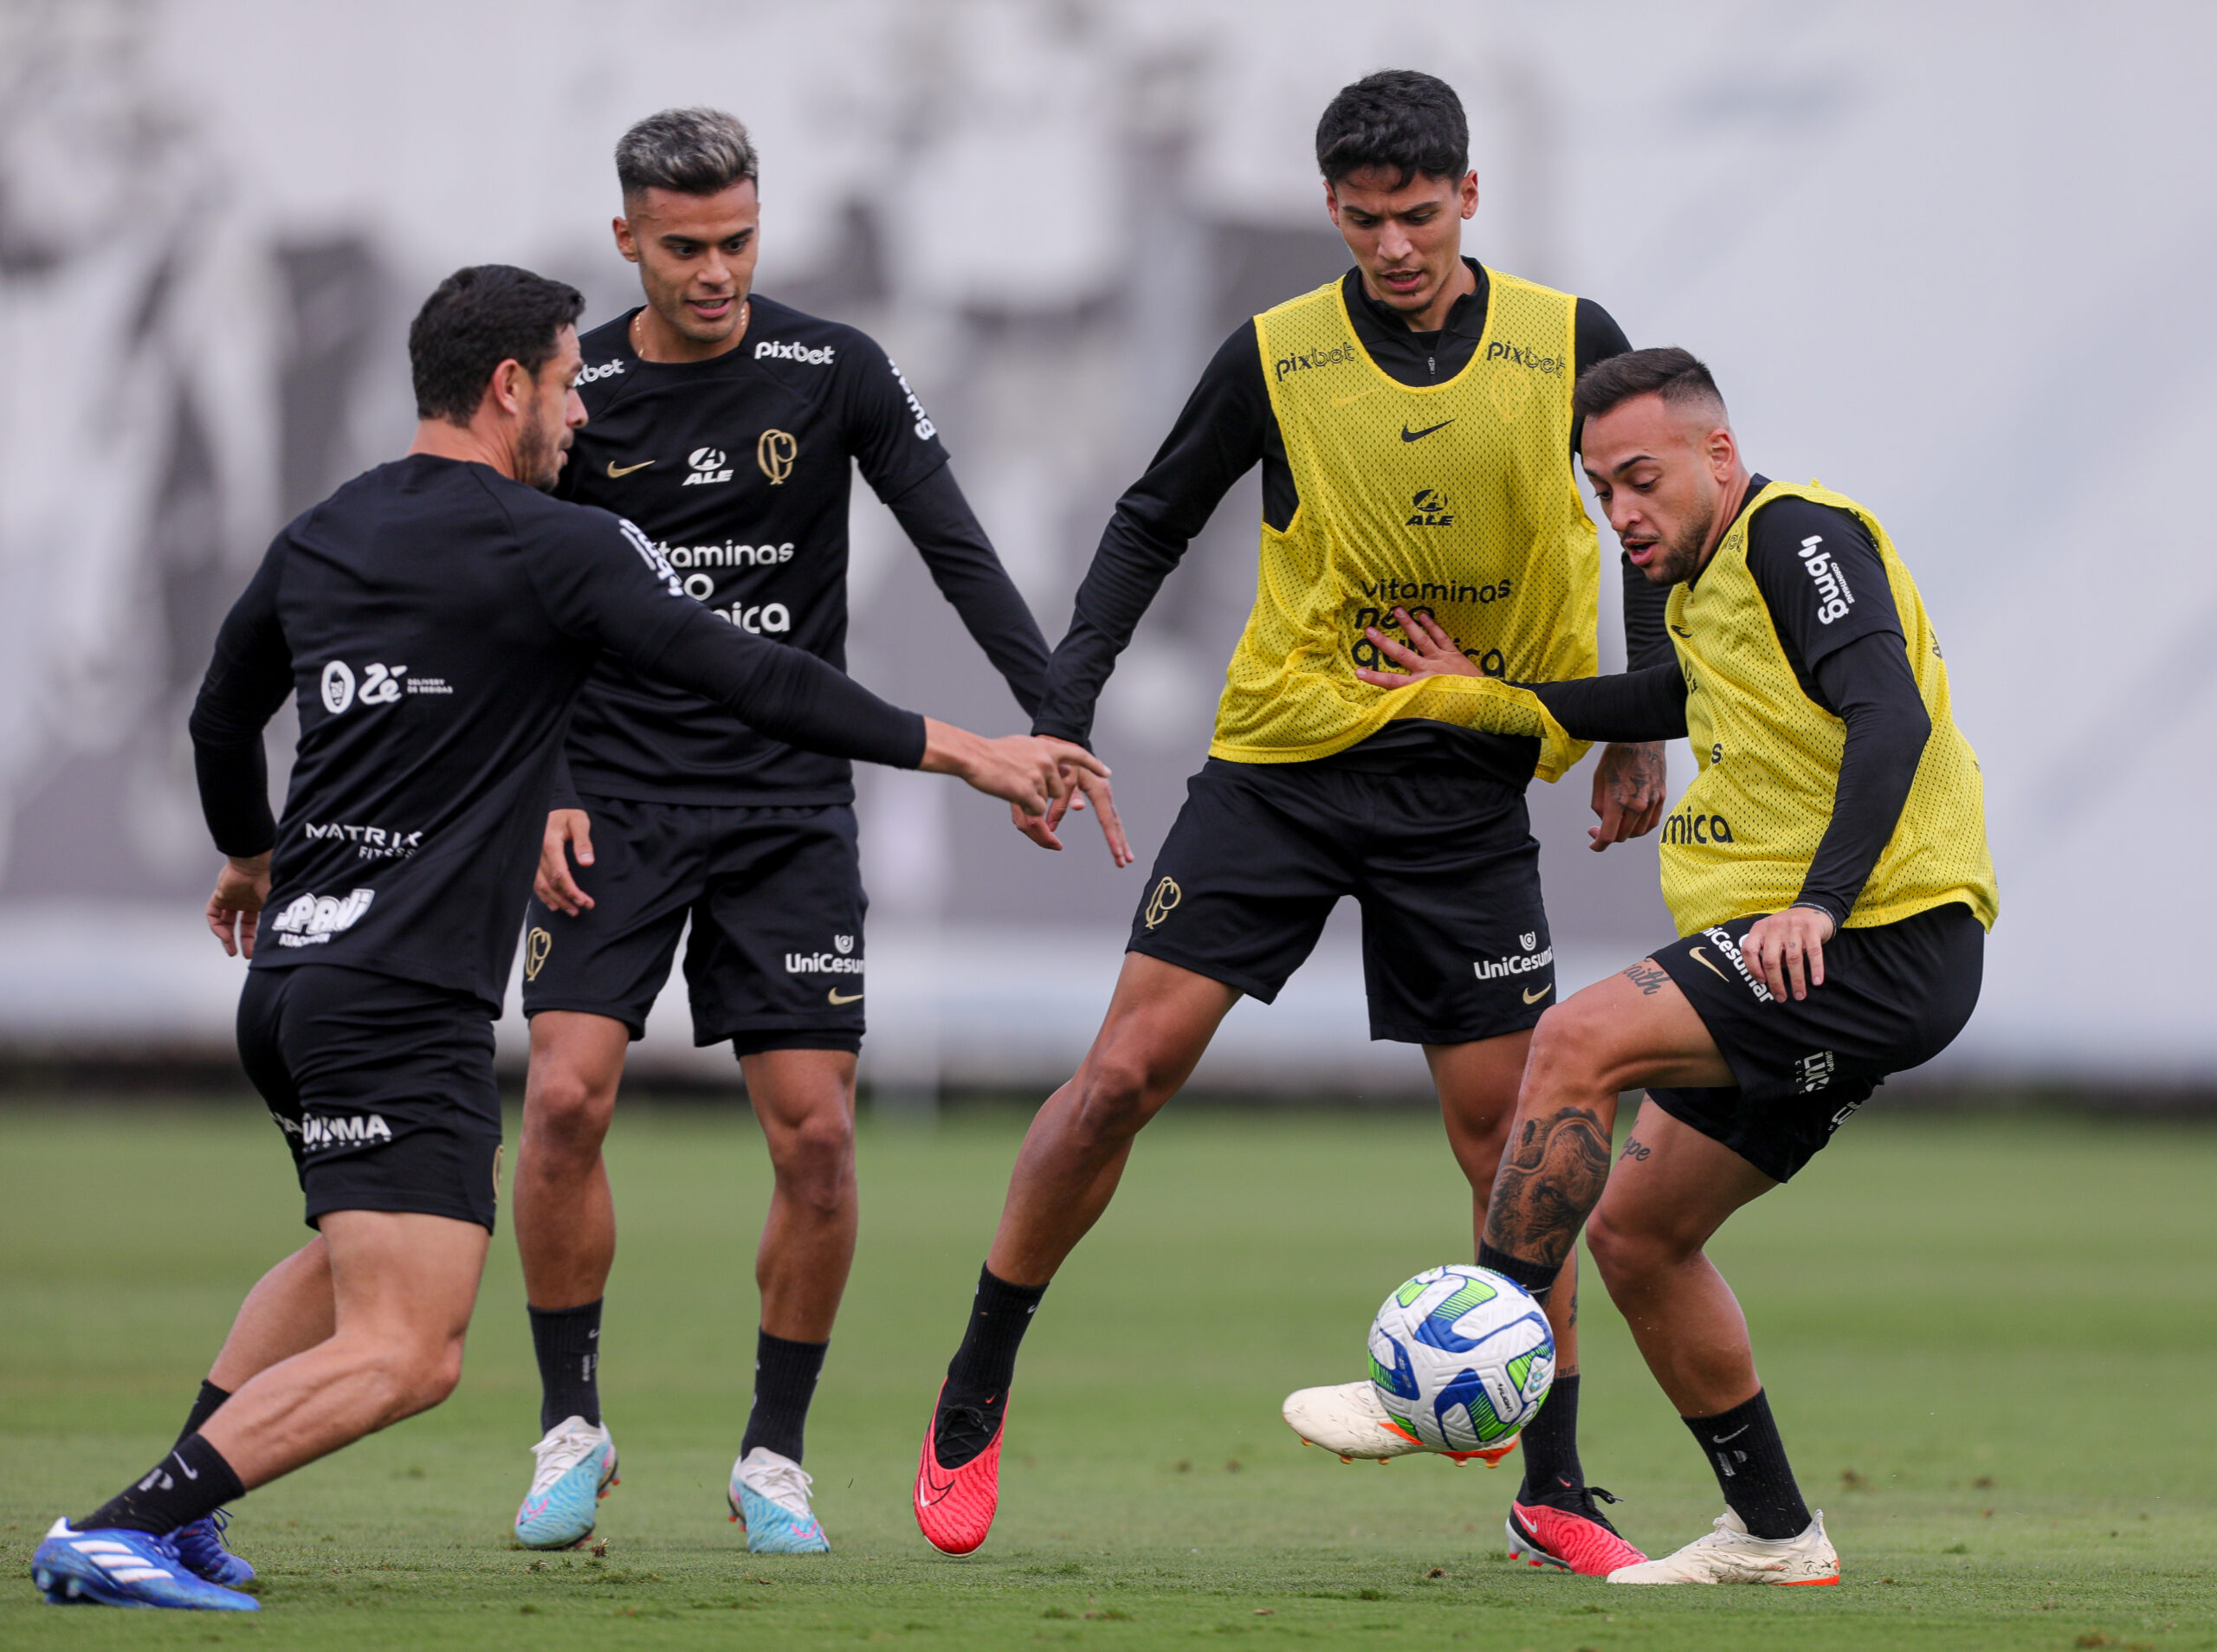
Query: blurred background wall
1 0 2210 1096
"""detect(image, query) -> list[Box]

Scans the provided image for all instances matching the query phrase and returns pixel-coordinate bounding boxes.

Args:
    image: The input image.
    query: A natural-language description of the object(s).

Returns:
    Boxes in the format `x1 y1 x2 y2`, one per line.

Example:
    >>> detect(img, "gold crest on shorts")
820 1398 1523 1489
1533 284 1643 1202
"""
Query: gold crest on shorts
524 927 553 981
1143 876 1182 931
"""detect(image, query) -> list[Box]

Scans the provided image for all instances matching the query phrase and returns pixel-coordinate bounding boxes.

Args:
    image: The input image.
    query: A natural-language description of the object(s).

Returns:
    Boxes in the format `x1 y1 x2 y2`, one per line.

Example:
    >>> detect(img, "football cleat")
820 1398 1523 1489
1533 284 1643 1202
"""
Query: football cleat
1608 1507 1839 1585
512 1416 619 1549
913 1383 1004 1556
727 1447 830 1553
1507 1487 1648 1577
30 1520 259 1610
1282 1380 1520 1466
170 1508 255 1588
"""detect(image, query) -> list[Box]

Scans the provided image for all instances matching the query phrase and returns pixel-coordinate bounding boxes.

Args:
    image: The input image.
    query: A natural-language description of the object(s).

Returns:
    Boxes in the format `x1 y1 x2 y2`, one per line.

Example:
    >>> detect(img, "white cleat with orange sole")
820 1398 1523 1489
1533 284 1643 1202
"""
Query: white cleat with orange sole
1608 1508 1839 1585
1281 1381 1519 1468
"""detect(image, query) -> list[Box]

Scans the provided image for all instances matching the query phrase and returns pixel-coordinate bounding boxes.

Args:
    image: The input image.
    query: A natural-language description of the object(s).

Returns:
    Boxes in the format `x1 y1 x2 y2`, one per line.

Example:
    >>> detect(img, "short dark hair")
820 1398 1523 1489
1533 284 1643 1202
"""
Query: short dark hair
1315 70 1469 189
616 106 758 201
408 265 585 424
1572 346 1726 423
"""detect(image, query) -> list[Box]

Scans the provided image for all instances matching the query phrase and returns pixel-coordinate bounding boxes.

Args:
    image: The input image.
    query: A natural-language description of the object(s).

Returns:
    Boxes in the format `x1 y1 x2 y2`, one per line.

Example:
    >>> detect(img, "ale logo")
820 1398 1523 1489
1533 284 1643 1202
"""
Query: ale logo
757 429 798 485
1406 487 1456 527
683 446 734 487
1144 877 1182 931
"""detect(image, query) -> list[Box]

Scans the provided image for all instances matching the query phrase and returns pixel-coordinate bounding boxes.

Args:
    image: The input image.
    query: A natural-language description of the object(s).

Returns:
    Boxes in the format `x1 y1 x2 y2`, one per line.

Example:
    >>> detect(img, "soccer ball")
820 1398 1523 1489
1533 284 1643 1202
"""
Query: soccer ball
1367 1265 1554 1453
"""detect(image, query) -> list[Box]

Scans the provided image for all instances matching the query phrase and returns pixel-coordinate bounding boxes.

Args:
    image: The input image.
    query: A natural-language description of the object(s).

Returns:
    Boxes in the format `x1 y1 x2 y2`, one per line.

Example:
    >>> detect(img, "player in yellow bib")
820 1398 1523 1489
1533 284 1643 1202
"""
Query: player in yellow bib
1360 347 1997 1585
911 71 1667 1575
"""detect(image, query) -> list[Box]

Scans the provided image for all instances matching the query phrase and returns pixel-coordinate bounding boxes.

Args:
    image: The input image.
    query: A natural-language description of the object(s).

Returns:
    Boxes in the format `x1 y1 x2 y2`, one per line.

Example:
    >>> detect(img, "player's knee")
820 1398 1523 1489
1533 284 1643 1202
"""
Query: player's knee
525 1065 616 1156
1586 1204 1686 1294
771 1110 856 1211
1069 1046 1159 1145
388 1334 469 1418
1523 1000 1615 1094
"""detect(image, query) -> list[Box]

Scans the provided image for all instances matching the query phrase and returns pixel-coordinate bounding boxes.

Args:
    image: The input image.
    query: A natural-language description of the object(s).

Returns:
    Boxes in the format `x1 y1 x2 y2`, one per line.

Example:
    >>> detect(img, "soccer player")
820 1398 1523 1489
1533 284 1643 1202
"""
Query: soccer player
910 71 1669 1571
28 264 1096 1612
1356 346 1997 1584
505 107 1116 1555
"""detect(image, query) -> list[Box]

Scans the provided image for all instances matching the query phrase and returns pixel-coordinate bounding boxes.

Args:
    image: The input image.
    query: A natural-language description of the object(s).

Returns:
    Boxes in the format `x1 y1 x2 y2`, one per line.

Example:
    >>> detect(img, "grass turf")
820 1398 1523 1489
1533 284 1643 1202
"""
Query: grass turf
2 1100 2214 1649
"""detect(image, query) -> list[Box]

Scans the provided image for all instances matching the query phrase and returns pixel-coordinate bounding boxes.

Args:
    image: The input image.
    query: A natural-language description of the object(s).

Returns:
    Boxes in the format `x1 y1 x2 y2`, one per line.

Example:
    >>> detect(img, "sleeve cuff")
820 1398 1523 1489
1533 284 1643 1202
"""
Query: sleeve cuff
1386 676 1590 782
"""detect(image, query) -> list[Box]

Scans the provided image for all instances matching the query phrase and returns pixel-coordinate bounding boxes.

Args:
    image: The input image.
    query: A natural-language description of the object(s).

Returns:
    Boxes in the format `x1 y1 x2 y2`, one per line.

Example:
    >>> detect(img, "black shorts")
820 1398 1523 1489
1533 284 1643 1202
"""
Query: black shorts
520 795 866 1055
1645 901 1985 1183
1128 758 1554 1045
237 964 502 1231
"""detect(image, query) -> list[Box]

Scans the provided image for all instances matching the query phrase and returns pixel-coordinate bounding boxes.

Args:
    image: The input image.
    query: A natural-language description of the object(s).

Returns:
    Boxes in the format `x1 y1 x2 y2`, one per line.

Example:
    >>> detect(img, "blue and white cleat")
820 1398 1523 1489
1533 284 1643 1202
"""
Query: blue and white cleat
727 1447 829 1553
171 1508 255 1587
31 1520 259 1610
513 1416 618 1549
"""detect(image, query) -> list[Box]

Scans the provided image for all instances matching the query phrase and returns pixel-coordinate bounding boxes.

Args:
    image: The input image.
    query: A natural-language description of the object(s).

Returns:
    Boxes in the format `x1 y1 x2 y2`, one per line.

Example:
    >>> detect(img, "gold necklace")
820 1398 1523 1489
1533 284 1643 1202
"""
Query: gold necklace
632 300 749 360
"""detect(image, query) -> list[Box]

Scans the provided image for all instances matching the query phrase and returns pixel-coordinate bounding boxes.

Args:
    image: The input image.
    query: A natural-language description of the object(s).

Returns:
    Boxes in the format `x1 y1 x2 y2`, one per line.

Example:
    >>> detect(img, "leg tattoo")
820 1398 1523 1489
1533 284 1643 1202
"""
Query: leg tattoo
1486 1107 1613 1269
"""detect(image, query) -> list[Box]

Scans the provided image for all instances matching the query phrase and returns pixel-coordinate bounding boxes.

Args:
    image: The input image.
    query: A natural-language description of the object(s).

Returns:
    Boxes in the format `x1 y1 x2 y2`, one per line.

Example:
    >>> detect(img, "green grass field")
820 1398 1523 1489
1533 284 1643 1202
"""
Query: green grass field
3 1100 2214 1649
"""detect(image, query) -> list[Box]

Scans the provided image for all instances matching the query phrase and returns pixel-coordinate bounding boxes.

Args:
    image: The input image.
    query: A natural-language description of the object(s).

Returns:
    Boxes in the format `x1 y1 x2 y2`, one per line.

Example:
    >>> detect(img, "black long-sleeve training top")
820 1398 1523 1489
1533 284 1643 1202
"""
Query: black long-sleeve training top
552 298 1048 808
1524 478 1932 924
1031 257 1671 786
189 455 927 1008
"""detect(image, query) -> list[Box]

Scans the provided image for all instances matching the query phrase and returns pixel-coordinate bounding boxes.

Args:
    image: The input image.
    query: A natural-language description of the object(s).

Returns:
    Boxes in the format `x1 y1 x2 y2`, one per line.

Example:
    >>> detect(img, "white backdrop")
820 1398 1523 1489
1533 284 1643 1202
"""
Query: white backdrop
1 0 2209 1089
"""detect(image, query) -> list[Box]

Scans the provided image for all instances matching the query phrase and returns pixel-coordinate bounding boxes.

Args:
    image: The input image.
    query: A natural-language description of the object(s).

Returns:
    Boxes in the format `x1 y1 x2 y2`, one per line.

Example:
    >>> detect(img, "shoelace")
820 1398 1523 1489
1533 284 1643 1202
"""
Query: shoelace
741 1455 815 1516
1538 1483 1626 1533
173 1509 232 1557
527 1425 604 1492
934 1402 998 1468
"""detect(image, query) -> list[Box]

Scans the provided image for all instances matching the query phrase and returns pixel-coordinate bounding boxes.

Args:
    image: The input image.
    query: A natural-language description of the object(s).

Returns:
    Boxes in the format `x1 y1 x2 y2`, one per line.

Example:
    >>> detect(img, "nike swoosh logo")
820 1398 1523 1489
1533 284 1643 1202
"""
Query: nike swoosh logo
1689 946 1729 982
605 460 655 478
1329 390 1374 407
1671 624 1693 637
827 988 863 1005
1522 984 1553 1004
1710 1424 1750 1443
1400 418 1455 442
172 1453 199 1481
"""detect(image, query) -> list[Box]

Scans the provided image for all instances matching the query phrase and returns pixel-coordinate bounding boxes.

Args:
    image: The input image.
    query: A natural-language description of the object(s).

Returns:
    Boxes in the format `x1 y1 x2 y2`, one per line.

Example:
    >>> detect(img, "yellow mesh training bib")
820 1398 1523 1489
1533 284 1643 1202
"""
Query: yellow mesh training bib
1662 481 1999 935
1209 271 1600 780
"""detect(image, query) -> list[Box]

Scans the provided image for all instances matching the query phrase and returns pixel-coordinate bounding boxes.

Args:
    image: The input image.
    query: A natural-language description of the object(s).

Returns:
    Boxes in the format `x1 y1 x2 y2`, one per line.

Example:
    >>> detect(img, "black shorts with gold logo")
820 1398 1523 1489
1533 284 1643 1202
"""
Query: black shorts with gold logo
236 963 502 1232
1645 900 1984 1182
1128 758 1553 1045
520 795 865 1055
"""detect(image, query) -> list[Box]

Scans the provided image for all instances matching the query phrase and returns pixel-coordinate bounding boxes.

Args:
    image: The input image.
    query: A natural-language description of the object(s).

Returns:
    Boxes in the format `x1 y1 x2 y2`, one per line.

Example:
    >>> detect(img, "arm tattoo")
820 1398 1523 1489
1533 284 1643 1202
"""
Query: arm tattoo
1483 1106 1613 1270
1622 961 1671 996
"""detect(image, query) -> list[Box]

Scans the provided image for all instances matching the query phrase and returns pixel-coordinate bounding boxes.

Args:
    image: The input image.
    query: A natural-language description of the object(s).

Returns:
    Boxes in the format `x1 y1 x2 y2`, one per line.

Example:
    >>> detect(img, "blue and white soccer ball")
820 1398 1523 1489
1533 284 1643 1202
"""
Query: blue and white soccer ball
1367 1264 1555 1453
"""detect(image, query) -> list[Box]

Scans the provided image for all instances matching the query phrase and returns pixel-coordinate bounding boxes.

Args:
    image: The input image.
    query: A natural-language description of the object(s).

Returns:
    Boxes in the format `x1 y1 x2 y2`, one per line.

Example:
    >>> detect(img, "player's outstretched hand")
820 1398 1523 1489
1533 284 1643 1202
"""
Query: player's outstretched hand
1009 738 1134 865
1354 607 1482 688
1745 904 1836 1001
1588 741 1669 852
536 809 598 916
923 720 1108 820
205 852 272 958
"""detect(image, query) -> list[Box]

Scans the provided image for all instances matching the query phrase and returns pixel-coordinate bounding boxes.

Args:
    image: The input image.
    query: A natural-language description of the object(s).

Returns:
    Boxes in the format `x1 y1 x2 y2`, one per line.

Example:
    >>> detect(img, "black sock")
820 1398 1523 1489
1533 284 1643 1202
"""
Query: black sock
529 1299 603 1433
76 1435 244 1536
740 1329 827 1464
1477 1242 1561 1303
1683 1389 1811 1540
934 1265 1046 1468
174 1380 230 1449
1516 1372 1586 1506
